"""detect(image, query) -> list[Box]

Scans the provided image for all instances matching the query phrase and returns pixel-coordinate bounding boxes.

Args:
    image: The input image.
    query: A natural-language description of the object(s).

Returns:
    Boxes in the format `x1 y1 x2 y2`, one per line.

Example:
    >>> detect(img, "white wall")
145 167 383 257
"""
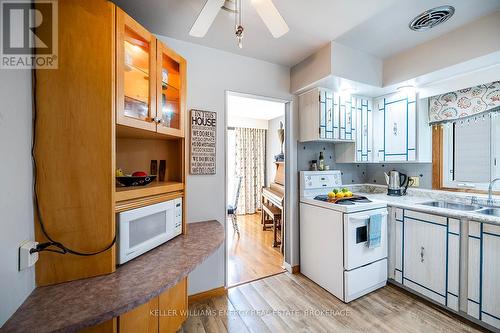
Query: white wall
0 71 35 326
290 43 332 94
266 115 285 186
156 35 292 294
383 10 500 86
227 116 268 130
330 42 382 87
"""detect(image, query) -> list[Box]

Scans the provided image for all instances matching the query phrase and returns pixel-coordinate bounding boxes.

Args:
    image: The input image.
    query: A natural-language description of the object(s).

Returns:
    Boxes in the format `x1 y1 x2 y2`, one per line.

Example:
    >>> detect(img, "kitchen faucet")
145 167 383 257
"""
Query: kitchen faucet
487 178 500 206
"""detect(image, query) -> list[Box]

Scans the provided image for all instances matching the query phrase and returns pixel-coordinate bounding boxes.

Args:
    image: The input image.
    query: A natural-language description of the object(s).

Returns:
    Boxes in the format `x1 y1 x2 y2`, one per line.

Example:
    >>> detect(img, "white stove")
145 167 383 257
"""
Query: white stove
299 170 388 303
300 170 386 213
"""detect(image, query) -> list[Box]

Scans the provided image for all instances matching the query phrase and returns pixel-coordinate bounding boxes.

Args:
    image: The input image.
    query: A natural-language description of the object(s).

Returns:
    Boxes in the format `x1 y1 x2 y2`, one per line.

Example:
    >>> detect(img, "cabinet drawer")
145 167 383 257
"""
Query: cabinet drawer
395 208 404 221
448 218 460 235
404 210 447 226
344 258 387 302
469 221 481 238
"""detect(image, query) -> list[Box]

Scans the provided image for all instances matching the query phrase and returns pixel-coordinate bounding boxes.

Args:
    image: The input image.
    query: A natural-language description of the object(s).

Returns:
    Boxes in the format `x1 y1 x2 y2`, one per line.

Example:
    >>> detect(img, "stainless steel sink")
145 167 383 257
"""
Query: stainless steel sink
477 208 500 217
420 201 483 211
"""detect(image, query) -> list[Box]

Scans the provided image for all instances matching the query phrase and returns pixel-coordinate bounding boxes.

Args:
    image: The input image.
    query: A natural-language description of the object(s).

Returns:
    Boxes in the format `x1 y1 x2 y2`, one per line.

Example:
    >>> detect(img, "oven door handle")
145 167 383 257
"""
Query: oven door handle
351 215 370 222
350 212 388 222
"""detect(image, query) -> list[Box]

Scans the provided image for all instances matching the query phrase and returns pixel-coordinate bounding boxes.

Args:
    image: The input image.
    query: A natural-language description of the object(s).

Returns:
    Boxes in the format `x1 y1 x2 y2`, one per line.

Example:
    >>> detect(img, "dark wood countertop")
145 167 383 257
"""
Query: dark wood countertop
1 221 224 333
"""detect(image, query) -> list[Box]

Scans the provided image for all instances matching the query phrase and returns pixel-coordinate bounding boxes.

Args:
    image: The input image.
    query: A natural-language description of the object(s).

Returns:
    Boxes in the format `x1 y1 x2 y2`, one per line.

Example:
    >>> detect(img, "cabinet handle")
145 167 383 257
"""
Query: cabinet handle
420 246 425 263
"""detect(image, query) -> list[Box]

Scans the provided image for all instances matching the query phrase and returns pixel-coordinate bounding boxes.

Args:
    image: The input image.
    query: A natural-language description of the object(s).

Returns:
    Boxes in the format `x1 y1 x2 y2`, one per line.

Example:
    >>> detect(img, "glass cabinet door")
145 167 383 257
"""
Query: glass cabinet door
116 8 156 132
156 41 185 137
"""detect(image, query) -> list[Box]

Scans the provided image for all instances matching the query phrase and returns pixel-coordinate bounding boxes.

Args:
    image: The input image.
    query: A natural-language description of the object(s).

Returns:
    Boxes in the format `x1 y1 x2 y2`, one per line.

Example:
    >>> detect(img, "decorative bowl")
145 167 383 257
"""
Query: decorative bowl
116 175 157 187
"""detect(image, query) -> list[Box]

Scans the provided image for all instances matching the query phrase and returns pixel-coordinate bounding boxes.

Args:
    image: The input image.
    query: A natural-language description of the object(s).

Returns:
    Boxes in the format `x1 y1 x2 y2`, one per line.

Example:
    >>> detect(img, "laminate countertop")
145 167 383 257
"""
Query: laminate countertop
1 220 224 333
348 184 500 225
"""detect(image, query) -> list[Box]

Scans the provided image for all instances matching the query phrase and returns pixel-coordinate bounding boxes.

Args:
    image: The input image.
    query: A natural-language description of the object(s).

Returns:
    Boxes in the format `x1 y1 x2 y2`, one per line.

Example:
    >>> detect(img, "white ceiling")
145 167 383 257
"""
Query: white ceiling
335 0 500 59
113 0 500 67
112 0 395 66
227 94 285 120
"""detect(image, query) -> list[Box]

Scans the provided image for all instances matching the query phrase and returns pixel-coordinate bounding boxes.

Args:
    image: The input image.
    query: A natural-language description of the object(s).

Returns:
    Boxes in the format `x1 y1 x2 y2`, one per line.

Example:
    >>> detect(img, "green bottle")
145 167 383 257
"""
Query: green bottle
318 151 325 171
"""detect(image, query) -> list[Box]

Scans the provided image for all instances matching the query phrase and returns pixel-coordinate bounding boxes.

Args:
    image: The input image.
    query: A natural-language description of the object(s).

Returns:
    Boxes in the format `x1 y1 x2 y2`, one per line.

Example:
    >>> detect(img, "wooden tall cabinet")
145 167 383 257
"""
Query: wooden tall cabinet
35 0 187 285
34 1 189 332
34 0 117 286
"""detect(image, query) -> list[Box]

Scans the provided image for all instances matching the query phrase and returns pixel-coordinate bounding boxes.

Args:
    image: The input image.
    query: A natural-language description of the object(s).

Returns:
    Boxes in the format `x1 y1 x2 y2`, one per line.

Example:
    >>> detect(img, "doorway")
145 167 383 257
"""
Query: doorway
225 91 288 287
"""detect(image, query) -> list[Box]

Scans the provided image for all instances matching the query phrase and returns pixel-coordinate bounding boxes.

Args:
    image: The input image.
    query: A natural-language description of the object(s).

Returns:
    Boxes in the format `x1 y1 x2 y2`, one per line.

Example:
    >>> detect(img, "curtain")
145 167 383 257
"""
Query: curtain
429 81 500 124
235 127 266 215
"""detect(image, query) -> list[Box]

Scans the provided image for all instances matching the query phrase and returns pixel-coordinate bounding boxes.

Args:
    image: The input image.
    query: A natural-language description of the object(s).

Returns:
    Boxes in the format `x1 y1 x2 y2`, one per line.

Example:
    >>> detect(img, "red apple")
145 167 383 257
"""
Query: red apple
132 171 147 177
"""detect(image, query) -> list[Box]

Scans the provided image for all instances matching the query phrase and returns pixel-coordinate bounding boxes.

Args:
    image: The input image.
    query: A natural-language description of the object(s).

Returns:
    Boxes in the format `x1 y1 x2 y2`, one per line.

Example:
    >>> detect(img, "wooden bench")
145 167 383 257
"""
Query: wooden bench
262 202 282 247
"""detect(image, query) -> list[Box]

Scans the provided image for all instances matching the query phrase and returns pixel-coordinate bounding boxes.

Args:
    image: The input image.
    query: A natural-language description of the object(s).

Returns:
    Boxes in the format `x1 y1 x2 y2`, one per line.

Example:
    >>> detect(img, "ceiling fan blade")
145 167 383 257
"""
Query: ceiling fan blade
189 0 225 37
251 0 289 38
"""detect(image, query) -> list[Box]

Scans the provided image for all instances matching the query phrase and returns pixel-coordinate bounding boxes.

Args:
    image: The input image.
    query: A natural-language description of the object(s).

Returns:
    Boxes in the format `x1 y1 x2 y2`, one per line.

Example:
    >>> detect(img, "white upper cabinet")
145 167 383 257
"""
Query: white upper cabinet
372 91 431 163
298 88 431 163
374 92 417 162
356 97 373 162
299 87 358 142
299 88 372 163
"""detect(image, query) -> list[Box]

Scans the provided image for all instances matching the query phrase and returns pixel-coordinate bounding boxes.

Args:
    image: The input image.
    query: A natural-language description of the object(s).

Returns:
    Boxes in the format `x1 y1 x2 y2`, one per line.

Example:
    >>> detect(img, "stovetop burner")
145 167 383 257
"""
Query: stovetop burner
313 195 372 205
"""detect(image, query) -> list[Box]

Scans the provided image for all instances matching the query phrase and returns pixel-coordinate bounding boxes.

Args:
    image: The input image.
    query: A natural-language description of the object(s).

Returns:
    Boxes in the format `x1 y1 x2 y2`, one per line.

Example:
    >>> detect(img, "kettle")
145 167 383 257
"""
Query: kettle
384 170 409 196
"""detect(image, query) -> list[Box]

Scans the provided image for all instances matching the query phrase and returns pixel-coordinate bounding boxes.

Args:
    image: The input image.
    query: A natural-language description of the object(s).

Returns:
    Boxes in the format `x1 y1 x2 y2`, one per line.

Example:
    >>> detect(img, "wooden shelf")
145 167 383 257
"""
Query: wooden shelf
116 181 184 202
116 191 183 213
116 124 183 140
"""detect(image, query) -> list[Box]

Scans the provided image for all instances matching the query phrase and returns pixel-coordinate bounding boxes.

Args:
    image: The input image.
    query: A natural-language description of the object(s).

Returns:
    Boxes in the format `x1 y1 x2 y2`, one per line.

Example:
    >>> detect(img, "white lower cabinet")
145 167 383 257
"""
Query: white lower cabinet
388 207 403 283
480 223 500 329
403 211 447 305
447 218 460 311
467 221 481 319
389 208 500 330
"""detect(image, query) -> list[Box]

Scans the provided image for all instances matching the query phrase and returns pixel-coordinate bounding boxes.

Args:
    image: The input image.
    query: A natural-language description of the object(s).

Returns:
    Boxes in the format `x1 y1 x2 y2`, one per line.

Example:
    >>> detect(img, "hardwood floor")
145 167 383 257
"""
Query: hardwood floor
227 213 284 287
180 273 486 333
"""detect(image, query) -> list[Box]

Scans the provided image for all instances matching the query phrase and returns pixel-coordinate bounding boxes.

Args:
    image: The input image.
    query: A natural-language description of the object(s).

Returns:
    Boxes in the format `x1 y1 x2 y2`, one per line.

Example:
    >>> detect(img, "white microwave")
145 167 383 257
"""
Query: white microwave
117 198 182 265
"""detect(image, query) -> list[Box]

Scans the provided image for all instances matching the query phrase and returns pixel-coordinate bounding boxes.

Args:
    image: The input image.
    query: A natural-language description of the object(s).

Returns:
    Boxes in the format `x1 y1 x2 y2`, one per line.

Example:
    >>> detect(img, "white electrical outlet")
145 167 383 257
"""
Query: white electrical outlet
409 176 420 187
19 240 39 271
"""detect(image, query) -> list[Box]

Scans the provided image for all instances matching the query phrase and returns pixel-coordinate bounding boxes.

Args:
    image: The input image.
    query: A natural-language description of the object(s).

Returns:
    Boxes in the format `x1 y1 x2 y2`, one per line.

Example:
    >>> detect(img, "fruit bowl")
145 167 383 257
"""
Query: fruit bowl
116 175 156 187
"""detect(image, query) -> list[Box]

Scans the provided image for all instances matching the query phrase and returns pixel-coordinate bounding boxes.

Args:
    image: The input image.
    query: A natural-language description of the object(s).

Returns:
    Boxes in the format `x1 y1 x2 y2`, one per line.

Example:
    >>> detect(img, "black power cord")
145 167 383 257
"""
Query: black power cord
31 69 116 256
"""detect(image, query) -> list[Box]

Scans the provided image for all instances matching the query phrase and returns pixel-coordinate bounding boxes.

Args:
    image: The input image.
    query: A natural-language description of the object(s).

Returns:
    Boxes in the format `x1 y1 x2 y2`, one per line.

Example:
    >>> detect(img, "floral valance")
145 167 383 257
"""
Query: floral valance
429 80 500 124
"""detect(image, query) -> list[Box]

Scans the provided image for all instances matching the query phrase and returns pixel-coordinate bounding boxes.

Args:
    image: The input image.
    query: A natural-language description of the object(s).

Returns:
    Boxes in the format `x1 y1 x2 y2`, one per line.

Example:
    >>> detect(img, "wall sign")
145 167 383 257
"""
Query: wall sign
190 109 217 175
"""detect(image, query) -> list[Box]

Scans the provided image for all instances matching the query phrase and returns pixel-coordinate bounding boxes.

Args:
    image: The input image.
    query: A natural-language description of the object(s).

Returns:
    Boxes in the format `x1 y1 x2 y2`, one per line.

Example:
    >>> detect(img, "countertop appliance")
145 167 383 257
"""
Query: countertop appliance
384 170 409 196
300 171 388 302
117 198 182 264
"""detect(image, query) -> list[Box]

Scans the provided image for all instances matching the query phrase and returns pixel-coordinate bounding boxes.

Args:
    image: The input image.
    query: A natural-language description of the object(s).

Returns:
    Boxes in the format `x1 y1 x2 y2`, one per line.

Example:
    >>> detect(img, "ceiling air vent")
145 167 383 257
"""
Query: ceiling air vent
409 5 455 31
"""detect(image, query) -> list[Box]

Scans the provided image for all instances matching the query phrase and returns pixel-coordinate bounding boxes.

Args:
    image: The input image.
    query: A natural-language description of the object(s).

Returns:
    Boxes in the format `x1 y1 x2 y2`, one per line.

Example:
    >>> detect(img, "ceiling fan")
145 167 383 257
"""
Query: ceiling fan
189 0 289 48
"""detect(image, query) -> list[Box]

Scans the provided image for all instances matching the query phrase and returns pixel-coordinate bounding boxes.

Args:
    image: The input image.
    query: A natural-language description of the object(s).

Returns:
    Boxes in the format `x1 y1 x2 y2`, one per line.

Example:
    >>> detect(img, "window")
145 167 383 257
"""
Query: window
442 116 500 190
